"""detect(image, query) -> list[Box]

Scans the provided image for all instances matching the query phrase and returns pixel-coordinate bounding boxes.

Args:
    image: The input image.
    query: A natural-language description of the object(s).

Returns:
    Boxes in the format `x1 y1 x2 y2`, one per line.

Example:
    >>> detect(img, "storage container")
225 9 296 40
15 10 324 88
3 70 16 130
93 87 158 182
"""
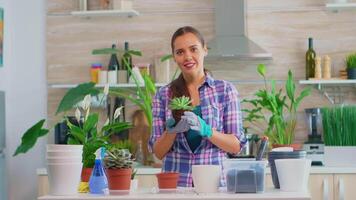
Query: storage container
223 159 267 193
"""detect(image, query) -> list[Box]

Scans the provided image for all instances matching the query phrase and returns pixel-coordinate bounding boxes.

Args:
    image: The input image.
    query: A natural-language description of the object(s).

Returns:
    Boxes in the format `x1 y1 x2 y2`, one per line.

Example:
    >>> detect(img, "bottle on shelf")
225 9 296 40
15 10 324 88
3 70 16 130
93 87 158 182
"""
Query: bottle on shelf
121 41 133 82
108 44 119 84
135 140 144 166
306 37 316 80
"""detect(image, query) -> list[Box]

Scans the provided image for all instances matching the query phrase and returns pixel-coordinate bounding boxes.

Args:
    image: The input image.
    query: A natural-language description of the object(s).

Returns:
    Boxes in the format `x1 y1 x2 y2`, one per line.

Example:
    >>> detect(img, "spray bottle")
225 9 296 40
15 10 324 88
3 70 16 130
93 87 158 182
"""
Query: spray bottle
89 147 108 194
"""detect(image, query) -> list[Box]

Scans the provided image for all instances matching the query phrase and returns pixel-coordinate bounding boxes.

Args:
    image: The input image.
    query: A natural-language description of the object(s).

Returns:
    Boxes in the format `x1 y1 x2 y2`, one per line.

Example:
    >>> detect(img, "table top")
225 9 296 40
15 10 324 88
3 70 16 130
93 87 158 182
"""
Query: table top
38 187 310 200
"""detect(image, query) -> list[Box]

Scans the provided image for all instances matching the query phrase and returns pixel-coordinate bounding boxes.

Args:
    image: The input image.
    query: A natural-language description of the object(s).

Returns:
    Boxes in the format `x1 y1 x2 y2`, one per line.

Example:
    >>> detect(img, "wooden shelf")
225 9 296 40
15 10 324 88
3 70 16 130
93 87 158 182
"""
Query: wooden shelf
48 83 167 89
299 79 356 85
326 3 356 11
71 9 139 17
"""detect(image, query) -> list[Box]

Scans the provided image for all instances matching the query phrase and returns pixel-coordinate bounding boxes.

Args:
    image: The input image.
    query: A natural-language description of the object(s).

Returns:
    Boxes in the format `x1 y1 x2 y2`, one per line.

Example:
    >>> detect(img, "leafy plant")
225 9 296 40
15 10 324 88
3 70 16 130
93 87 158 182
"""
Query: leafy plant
111 139 134 154
131 169 138 180
92 47 157 129
346 52 356 69
321 105 356 146
67 92 132 168
103 148 134 169
169 96 194 111
242 64 311 145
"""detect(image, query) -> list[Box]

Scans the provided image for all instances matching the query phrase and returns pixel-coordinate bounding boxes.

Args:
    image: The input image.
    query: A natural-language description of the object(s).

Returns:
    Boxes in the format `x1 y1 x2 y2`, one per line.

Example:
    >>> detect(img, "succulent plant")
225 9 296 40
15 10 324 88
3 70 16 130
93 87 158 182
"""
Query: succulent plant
169 96 194 111
104 148 134 169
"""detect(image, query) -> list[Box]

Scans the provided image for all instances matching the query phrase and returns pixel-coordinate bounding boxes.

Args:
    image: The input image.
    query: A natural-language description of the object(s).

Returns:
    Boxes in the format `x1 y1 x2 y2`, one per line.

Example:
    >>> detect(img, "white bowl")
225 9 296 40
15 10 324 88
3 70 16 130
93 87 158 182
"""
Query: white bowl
47 144 83 151
47 162 82 195
275 159 311 192
192 165 220 193
47 151 82 157
47 157 82 164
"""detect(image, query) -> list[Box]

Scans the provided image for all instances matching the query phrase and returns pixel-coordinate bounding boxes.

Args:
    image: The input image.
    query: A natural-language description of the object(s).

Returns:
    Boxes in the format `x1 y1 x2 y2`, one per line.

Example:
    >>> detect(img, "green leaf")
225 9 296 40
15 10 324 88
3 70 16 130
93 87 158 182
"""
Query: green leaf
160 54 173 62
67 137 81 145
257 64 266 77
67 125 86 144
92 48 122 55
295 87 311 109
13 119 49 156
286 70 295 102
127 50 142 56
56 82 99 114
83 113 98 133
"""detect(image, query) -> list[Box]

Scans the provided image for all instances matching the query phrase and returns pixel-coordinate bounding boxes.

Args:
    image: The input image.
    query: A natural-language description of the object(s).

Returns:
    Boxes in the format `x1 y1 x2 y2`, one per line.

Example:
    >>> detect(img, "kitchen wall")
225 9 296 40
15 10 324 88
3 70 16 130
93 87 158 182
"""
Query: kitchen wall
47 0 356 144
0 0 47 200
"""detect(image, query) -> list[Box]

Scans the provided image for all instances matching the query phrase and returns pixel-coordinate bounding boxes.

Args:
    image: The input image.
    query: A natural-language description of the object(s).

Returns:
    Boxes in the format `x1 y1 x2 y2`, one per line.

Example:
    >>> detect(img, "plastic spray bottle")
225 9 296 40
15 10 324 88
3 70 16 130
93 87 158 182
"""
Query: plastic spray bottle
89 147 109 194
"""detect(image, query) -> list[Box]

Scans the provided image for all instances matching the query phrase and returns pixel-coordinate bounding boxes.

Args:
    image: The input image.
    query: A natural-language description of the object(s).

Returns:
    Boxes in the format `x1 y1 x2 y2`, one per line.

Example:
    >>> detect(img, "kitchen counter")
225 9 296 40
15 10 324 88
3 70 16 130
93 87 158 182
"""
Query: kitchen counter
37 166 356 176
38 188 310 200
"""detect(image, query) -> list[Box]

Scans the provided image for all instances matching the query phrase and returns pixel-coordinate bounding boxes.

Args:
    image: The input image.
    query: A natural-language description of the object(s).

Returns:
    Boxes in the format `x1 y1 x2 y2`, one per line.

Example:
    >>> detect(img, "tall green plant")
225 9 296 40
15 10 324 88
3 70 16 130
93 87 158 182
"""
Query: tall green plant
321 105 356 146
242 64 311 145
346 53 356 69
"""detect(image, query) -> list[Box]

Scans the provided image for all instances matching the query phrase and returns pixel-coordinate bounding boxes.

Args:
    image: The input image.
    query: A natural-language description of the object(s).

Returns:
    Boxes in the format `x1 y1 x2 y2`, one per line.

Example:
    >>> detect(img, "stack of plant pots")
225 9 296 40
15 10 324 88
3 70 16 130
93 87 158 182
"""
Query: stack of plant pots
46 144 83 195
268 150 306 188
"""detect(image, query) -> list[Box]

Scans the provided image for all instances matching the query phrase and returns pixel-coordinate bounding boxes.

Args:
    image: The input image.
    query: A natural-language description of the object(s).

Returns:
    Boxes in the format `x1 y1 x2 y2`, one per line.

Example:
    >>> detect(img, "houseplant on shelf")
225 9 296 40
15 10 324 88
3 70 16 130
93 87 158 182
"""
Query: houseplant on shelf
103 147 134 190
242 64 311 149
346 52 356 79
322 105 356 167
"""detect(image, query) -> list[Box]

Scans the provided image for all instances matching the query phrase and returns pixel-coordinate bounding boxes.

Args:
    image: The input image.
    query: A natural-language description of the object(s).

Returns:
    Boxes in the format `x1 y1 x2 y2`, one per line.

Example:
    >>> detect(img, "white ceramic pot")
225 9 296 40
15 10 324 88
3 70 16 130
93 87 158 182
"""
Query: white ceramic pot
47 144 83 151
192 165 220 193
275 159 311 192
47 162 83 195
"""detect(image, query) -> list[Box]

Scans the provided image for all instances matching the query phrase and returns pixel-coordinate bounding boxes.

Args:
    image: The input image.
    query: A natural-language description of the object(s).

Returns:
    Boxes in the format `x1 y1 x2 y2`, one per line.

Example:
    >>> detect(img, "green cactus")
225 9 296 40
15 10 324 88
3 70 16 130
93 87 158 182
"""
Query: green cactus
169 96 194 111
104 148 134 169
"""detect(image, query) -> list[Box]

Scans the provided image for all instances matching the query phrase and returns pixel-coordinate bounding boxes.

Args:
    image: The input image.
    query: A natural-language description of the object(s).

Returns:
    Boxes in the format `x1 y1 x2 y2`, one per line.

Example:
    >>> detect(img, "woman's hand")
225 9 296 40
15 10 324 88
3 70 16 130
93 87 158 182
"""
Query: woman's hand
182 111 212 138
165 118 190 134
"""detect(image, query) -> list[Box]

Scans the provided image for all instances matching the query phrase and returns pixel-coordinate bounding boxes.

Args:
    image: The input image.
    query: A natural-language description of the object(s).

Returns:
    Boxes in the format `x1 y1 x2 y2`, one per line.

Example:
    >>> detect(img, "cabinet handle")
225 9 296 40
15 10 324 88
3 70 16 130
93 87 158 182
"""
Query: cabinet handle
323 178 329 200
338 178 344 200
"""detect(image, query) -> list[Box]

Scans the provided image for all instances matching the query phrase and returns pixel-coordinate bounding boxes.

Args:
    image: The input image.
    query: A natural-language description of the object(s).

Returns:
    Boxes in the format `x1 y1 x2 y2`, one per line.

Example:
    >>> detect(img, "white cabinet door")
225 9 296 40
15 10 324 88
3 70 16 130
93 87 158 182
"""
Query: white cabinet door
333 174 356 200
309 174 334 200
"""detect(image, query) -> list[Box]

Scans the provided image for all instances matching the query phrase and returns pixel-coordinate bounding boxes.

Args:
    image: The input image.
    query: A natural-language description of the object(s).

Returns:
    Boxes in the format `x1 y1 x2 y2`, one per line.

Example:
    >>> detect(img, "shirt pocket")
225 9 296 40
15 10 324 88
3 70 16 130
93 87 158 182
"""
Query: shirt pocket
202 104 223 131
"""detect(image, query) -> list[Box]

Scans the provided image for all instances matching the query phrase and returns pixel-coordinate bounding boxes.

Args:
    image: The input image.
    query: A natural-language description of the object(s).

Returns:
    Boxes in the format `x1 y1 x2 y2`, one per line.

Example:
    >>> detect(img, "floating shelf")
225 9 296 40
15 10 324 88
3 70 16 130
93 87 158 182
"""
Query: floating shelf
48 83 166 89
325 3 356 11
299 79 356 104
71 9 139 17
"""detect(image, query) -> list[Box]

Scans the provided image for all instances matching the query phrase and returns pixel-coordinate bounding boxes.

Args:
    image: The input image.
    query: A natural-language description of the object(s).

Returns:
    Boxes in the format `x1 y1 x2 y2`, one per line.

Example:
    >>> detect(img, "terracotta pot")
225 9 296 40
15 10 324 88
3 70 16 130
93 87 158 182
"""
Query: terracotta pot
156 172 179 189
106 168 132 190
272 143 302 151
81 167 93 182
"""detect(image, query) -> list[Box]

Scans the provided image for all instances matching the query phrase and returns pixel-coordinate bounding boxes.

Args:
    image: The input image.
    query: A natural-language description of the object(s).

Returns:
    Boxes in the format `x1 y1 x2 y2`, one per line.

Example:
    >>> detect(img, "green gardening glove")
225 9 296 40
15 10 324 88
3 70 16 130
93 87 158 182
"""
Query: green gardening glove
181 111 213 138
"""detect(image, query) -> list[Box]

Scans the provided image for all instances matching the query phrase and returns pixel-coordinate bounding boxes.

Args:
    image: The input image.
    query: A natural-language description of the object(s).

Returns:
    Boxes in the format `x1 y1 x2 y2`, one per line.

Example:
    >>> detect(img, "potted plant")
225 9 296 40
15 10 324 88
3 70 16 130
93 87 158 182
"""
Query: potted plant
156 172 180 189
346 52 356 79
103 147 134 190
242 64 311 150
169 96 195 123
322 105 356 167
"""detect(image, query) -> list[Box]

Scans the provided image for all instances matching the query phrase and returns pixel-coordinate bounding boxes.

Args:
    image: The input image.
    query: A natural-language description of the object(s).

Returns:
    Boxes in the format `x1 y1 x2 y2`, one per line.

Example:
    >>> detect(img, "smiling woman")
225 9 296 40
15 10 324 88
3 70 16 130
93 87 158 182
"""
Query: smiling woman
148 26 247 188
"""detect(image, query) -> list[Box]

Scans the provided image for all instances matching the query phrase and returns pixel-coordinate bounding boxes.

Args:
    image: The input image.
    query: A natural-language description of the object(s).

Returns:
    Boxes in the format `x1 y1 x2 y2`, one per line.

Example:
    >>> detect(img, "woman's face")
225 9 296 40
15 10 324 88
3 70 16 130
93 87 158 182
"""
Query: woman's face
172 32 207 77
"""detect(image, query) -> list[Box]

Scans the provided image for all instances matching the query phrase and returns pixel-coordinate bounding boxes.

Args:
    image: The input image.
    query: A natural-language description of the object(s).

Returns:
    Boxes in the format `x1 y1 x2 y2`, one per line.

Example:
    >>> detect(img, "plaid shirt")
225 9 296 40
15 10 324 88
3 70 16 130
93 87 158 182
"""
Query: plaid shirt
148 74 246 187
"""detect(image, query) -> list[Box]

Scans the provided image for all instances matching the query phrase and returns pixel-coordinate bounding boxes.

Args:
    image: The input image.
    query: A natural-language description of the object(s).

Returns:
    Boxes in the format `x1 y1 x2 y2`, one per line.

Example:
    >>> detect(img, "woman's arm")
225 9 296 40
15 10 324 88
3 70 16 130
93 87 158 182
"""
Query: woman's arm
209 129 240 154
153 131 177 160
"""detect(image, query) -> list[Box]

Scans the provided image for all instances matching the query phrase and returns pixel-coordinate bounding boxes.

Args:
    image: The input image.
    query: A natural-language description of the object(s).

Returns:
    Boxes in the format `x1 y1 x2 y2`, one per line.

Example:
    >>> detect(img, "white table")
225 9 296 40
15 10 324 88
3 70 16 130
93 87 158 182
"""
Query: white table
38 188 310 200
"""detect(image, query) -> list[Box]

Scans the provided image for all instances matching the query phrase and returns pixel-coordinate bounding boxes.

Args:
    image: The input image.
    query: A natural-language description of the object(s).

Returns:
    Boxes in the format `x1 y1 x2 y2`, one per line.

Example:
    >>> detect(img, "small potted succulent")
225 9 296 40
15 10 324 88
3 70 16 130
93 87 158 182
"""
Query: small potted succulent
104 147 134 190
346 52 356 79
169 96 194 123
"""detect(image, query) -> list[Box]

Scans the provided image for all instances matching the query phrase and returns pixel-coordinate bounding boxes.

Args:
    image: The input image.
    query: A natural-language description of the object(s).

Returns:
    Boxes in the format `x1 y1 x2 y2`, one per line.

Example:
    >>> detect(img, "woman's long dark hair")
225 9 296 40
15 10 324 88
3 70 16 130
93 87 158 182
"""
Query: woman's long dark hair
169 26 206 102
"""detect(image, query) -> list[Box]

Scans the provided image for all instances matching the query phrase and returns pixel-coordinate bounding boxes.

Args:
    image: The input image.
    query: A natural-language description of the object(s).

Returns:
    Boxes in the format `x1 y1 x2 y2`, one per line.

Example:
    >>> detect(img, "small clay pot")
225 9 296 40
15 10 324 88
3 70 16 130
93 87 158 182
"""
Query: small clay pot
81 167 93 182
156 172 179 189
106 168 132 190
272 143 302 151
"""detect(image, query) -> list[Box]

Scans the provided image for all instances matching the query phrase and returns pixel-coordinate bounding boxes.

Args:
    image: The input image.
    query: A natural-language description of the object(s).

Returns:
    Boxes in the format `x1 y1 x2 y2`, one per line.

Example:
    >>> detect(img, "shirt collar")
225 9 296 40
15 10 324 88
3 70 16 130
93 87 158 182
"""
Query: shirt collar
202 73 214 88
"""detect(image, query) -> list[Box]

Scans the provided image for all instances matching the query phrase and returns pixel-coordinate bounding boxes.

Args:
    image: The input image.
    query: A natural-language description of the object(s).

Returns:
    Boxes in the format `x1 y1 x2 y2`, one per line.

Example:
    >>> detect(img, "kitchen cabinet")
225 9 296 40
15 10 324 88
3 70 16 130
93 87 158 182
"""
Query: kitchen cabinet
333 174 356 200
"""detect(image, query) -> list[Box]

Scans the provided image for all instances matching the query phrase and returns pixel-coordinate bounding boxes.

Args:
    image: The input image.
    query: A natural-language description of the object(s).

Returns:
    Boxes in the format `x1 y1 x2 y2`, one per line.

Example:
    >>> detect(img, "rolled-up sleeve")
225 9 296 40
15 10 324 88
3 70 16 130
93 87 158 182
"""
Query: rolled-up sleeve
148 87 167 153
223 82 246 150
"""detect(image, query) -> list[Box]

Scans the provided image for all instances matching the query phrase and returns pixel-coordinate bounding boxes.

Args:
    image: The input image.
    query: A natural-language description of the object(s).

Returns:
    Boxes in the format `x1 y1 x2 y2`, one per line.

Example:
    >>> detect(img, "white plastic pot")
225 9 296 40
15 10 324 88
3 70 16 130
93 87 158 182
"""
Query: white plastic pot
192 165 220 193
47 144 83 151
47 162 83 195
275 159 311 192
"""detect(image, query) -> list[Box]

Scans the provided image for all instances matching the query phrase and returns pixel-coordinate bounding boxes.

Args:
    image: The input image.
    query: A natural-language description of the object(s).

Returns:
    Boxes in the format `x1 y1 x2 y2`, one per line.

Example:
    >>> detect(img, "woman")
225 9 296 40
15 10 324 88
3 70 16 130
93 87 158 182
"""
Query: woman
148 26 246 187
